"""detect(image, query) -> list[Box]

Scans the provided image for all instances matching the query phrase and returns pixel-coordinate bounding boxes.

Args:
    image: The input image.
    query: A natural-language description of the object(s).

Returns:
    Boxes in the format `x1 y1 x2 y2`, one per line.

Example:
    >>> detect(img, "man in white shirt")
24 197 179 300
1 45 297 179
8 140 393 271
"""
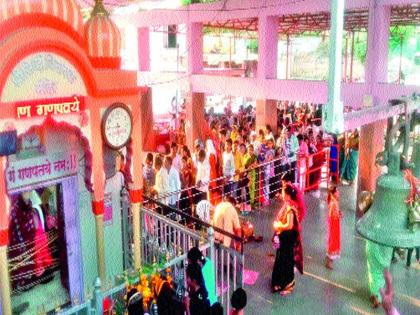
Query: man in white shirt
165 155 181 208
194 149 210 205
250 131 260 156
169 142 182 171
154 155 169 205
284 126 299 183
196 199 211 223
192 140 202 168
222 139 235 196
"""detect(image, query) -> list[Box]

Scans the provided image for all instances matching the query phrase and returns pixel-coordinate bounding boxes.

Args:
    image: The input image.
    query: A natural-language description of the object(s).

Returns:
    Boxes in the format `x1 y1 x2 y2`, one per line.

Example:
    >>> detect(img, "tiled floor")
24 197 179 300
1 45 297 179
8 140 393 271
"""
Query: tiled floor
242 185 420 315
11 272 69 315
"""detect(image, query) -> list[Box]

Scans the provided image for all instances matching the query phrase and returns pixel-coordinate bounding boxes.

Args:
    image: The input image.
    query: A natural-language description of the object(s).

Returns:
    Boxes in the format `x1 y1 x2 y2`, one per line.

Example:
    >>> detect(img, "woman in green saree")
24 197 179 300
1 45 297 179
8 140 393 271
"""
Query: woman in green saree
366 240 393 308
340 130 359 185
244 144 258 209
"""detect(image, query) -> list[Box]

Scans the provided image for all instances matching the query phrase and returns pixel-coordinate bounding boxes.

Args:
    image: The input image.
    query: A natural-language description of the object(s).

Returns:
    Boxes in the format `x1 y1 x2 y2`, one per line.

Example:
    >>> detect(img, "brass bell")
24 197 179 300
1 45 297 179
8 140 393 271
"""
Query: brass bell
357 105 420 248
356 153 420 248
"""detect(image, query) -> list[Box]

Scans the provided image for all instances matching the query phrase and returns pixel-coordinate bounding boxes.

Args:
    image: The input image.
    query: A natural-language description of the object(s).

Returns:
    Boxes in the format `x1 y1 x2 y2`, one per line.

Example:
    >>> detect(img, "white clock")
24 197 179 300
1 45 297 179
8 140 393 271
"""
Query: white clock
101 103 132 149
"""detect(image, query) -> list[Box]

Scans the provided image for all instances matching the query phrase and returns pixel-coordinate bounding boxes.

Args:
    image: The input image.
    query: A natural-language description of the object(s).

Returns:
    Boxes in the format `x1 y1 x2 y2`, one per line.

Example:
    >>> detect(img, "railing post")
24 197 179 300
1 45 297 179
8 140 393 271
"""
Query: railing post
306 156 310 191
207 227 215 264
121 190 130 270
93 277 103 315
207 227 217 303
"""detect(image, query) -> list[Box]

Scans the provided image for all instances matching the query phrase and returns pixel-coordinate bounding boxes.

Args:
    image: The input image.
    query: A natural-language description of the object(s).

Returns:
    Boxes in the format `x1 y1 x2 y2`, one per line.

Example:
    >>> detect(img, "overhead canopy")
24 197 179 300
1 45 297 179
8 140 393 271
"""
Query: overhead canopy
204 4 420 35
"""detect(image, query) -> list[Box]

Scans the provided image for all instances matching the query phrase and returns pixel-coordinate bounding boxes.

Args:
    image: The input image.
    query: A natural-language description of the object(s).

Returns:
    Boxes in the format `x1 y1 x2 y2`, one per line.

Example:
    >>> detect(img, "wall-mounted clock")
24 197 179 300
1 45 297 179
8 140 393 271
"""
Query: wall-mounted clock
101 103 132 150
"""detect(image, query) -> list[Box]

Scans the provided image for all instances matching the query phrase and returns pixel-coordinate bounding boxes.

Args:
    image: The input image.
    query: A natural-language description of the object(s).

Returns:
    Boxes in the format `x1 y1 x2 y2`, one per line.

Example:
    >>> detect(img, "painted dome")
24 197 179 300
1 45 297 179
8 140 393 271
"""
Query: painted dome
0 0 84 35
84 0 121 65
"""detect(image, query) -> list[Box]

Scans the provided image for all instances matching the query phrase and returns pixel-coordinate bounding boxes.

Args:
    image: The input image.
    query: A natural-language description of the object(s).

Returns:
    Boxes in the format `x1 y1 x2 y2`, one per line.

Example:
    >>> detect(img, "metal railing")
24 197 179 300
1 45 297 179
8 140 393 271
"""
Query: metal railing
297 145 340 192
55 302 91 315
152 155 295 212
140 198 245 313
152 145 338 211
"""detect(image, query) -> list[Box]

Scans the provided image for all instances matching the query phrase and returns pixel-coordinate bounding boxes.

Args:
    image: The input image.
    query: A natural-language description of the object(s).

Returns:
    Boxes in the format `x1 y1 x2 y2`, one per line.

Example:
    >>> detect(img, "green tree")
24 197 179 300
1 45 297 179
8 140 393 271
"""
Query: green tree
389 25 418 59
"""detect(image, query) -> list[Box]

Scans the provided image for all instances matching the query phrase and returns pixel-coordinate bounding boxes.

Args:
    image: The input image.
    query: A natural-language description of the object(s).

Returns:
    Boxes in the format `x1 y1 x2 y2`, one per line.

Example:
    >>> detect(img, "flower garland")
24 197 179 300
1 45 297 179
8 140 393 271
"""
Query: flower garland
404 169 419 203
404 169 420 231
123 267 174 311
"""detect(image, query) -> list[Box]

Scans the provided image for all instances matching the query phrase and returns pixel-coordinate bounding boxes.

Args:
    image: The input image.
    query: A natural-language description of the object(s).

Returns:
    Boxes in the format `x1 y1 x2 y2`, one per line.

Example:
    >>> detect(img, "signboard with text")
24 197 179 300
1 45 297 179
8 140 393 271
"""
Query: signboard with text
15 96 84 119
1 53 87 102
6 152 78 191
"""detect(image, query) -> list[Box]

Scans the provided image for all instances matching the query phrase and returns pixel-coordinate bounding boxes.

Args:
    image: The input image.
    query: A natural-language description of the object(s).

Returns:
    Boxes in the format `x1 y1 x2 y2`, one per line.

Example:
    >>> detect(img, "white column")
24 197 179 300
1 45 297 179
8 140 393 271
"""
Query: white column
323 0 345 134
365 1 391 98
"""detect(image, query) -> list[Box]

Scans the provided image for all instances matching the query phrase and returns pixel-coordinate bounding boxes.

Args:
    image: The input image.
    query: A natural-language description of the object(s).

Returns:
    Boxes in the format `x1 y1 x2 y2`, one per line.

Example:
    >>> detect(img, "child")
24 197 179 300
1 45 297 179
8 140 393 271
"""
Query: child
230 288 247 315
326 185 342 269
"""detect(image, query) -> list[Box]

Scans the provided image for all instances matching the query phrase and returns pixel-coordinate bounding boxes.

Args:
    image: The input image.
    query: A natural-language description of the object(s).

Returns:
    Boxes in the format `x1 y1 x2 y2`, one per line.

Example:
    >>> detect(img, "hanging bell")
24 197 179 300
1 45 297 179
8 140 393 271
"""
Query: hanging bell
356 170 420 248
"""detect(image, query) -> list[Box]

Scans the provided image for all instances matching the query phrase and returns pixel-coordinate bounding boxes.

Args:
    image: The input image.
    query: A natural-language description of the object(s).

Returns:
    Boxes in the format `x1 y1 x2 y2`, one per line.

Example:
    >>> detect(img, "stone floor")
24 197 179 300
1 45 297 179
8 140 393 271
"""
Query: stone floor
11 272 69 315
242 184 420 315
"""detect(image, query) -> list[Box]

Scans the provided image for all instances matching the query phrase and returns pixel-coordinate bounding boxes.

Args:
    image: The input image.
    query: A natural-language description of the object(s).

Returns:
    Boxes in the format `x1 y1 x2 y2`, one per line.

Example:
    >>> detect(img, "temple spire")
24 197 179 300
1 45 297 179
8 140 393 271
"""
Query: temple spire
91 0 109 17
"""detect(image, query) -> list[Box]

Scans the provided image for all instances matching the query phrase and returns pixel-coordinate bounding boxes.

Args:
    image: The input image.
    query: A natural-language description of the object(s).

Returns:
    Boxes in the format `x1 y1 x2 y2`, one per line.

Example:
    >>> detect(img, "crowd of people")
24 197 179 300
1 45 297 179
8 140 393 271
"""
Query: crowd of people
144 104 337 215
139 103 410 314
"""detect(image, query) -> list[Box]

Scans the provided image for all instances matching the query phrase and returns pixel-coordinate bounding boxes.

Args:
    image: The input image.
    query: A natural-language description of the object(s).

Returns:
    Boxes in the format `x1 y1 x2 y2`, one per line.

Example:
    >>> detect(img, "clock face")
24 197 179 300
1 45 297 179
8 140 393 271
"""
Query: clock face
102 103 132 149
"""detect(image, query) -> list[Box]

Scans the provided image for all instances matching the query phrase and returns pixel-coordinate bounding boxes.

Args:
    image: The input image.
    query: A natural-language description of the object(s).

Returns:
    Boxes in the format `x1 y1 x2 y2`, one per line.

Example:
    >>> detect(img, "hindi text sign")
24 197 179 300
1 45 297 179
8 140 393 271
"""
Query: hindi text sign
15 96 84 119
6 152 78 191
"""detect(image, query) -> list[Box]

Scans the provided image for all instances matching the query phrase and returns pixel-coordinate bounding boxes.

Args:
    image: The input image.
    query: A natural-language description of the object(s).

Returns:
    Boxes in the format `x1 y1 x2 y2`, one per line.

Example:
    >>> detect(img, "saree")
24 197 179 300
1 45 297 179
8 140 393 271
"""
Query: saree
327 199 341 259
8 197 36 290
366 241 393 302
244 153 257 208
271 204 303 291
33 213 53 277
340 149 359 182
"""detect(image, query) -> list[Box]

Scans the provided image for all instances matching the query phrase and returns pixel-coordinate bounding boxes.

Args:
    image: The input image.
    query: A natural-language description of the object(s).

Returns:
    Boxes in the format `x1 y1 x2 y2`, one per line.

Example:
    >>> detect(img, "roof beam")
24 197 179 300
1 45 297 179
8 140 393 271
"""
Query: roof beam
122 0 370 28
188 74 369 107
344 98 420 131
380 0 420 6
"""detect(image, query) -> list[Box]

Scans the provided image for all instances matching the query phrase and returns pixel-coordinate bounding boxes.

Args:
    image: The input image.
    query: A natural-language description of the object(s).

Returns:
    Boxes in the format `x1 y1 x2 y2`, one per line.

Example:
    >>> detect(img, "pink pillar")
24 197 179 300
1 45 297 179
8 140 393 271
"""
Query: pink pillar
187 22 203 74
0 157 8 230
256 99 277 134
365 3 390 93
186 92 206 150
357 120 386 211
358 3 390 211
140 88 154 151
257 15 278 79
138 27 150 71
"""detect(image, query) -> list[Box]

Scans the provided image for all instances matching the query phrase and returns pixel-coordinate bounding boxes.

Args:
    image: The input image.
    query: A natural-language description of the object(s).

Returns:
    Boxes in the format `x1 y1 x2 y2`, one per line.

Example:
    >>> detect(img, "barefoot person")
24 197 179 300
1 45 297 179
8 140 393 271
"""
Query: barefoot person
326 186 342 269
380 269 401 315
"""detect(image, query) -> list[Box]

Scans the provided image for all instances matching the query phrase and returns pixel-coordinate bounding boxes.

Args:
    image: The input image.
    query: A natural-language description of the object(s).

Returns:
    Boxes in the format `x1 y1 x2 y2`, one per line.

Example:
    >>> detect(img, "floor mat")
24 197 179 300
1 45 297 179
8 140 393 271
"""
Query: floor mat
243 269 259 286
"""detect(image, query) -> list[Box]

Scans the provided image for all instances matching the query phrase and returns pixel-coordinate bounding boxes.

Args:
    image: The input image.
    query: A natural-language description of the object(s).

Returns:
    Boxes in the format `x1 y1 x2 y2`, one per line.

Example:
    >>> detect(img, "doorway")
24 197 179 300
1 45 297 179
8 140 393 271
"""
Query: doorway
8 176 83 314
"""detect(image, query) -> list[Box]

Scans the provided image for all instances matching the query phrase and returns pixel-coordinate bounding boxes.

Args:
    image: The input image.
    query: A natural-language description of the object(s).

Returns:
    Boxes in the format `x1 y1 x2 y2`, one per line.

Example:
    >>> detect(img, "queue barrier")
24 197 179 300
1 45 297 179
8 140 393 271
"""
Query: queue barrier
297 144 340 192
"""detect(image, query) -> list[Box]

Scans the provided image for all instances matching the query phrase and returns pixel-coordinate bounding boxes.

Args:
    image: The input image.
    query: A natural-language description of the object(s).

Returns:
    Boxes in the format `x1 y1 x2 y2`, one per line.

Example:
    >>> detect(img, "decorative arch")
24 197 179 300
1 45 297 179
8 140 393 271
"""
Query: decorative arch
19 116 94 193
0 40 97 100
0 13 86 49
